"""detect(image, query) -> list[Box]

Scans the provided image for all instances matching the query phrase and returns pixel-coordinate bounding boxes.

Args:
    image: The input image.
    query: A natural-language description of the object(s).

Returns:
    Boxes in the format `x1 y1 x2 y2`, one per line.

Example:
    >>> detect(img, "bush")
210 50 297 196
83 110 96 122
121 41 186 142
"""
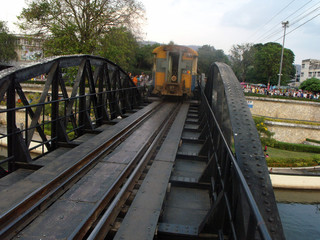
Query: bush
273 141 320 153
261 137 320 153
306 138 320 144
266 156 320 167
245 92 320 102
253 116 274 138
260 137 277 146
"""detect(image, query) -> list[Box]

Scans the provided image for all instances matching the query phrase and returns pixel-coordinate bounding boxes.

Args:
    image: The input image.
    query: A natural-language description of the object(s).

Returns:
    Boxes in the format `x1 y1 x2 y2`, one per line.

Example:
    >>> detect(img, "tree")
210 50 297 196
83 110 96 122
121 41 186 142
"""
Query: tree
0 21 17 63
198 45 230 77
134 43 160 74
96 27 138 71
251 42 295 86
300 77 320 93
229 43 255 82
18 0 145 55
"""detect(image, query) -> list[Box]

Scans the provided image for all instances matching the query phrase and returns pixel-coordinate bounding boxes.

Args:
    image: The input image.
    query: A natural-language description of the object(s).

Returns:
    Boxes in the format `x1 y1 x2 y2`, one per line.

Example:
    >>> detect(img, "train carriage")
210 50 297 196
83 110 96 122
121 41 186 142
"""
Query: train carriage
152 45 198 97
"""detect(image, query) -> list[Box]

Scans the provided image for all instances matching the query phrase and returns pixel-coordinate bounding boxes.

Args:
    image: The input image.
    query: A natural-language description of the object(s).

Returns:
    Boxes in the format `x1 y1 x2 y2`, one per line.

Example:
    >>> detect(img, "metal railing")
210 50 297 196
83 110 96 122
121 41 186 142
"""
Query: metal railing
198 85 271 239
198 62 285 239
0 55 143 175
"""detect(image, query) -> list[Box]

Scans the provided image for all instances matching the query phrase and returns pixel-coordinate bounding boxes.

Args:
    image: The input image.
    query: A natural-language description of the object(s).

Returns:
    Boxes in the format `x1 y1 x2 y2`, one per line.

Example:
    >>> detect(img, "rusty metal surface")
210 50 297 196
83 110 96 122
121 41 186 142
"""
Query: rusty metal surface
61 162 125 203
158 223 198 236
0 169 34 191
32 147 71 166
154 104 189 163
181 130 200 140
1 102 176 239
0 101 162 239
171 159 206 180
160 187 210 226
113 161 173 240
13 200 94 240
113 104 189 240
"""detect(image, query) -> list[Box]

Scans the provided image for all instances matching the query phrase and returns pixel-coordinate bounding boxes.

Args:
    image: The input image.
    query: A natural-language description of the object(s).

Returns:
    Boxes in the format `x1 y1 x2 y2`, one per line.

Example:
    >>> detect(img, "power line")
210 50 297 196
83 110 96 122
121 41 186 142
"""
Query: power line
260 5 320 42
290 5 320 25
273 12 320 41
284 0 314 21
270 6 320 42
247 0 296 41
257 1 320 42
256 0 314 42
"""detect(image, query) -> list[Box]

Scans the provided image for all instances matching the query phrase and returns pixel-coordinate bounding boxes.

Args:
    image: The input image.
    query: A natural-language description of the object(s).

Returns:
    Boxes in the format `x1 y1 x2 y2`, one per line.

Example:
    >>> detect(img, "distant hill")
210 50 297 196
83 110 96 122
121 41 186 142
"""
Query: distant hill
185 45 201 51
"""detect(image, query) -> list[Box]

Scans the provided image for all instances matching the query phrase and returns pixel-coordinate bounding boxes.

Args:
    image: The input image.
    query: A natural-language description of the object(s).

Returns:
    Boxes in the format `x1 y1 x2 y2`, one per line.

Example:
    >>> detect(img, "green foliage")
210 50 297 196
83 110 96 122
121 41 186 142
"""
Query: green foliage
266 156 320 167
96 27 138 71
18 0 145 56
229 43 255 82
306 138 320 144
261 137 320 153
300 77 320 93
250 42 295 85
134 43 160 75
257 116 320 126
253 116 274 138
0 21 17 62
230 42 295 85
198 45 230 76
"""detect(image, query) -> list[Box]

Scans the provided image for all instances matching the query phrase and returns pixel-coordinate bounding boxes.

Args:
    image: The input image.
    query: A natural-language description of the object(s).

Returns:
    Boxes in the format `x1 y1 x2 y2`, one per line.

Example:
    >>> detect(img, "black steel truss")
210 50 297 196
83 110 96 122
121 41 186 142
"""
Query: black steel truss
198 62 285 239
0 55 142 174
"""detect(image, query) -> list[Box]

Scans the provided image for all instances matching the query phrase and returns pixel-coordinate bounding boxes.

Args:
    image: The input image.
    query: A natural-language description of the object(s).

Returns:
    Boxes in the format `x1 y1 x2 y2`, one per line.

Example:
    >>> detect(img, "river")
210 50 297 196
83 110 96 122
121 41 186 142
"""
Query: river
275 189 320 240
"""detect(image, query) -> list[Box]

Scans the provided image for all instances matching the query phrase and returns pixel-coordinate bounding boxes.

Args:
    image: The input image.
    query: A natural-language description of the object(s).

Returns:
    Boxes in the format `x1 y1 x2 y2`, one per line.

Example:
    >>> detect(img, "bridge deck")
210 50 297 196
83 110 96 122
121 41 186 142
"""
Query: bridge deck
113 103 211 239
9 102 176 239
113 103 190 240
0 101 161 214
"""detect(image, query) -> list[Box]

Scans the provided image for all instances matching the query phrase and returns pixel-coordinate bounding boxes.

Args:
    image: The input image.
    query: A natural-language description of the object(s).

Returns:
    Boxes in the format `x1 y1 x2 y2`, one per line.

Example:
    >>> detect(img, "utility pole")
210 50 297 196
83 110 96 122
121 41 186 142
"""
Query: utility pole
277 21 289 88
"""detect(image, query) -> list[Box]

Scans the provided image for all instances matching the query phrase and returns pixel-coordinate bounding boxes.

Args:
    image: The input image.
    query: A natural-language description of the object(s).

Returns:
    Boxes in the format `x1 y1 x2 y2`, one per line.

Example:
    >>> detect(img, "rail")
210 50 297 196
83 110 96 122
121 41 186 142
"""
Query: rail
0 55 143 175
0 101 165 239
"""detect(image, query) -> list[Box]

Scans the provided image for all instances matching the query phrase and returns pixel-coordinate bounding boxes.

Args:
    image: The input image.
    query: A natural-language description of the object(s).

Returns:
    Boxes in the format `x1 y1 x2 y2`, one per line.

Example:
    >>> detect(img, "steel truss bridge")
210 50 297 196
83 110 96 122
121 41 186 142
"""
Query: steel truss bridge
0 55 285 239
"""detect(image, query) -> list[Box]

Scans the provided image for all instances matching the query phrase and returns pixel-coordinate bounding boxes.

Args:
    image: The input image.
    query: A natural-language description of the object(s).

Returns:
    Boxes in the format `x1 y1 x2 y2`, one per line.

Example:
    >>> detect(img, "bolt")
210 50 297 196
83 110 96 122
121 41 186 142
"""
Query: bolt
268 217 274 222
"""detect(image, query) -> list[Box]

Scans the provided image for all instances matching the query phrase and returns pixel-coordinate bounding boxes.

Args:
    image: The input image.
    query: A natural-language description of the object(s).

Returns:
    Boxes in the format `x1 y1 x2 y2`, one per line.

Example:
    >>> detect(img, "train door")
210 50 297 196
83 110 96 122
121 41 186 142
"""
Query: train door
167 51 182 83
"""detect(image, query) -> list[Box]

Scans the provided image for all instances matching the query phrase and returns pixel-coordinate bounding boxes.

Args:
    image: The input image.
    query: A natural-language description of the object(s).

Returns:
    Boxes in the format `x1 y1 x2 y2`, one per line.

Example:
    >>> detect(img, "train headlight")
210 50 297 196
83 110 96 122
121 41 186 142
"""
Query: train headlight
171 75 177 82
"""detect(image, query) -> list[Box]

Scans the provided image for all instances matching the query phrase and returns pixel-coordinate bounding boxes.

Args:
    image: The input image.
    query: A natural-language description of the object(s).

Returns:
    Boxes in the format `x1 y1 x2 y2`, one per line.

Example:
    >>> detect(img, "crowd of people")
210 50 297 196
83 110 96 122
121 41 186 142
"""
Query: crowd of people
128 72 153 96
243 85 320 100
129 72 152 87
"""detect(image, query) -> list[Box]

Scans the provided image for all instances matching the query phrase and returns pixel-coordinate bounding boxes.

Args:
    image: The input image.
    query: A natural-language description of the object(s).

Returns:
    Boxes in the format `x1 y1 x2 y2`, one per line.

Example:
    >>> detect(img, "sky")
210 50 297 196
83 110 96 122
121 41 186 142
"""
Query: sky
1 0 320 65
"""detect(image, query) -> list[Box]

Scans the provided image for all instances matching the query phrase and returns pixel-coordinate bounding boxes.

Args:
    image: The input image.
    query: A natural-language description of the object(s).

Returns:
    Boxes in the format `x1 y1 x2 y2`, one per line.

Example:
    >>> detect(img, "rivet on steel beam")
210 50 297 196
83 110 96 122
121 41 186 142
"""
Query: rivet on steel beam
268 217 274 222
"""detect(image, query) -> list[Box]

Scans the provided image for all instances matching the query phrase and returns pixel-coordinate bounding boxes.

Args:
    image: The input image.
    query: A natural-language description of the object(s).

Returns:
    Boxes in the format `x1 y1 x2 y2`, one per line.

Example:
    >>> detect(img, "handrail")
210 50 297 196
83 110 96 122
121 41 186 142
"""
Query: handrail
199 62 285 239
199 84 271 239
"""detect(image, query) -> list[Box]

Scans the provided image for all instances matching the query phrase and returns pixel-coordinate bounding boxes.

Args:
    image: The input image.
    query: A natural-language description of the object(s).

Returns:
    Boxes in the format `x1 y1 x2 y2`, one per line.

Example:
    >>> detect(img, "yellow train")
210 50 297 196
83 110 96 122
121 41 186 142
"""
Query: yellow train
152 45 198 97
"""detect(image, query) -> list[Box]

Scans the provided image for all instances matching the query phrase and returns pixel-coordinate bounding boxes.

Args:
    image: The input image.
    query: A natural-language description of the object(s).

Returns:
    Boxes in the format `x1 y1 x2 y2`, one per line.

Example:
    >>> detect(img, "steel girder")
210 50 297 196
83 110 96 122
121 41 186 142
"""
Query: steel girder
201 62 285 239
0 55 142 175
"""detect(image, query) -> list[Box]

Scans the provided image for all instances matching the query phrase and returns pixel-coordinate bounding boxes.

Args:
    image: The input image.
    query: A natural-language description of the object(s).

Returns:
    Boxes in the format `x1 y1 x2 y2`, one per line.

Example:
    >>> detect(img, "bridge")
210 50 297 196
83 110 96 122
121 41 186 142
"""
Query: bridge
0 55 284 239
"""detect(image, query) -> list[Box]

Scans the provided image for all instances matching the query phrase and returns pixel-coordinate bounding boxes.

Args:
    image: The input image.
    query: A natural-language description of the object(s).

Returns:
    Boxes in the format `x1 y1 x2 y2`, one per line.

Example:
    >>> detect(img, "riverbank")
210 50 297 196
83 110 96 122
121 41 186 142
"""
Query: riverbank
270 174 320 190
269 166 320 190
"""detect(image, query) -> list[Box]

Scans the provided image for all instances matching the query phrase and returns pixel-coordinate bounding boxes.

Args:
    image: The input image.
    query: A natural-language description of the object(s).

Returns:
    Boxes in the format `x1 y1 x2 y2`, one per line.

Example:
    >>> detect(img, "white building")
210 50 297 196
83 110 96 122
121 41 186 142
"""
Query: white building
15 35 44 65
300 59 320 83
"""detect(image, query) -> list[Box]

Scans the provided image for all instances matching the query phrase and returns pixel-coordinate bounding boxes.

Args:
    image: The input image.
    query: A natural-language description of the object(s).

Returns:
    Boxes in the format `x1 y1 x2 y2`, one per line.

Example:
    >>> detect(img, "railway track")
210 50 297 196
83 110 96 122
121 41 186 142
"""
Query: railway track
1 100 195 239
